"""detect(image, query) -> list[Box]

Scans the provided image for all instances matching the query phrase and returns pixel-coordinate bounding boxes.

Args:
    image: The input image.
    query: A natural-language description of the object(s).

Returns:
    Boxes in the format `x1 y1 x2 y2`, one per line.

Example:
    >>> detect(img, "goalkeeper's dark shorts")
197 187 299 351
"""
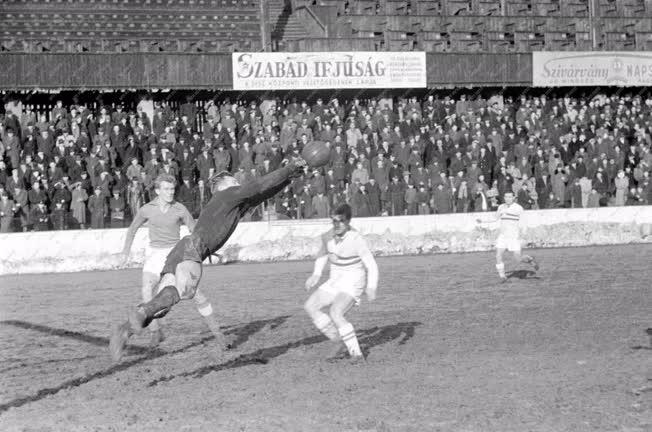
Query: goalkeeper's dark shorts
160 235 206 276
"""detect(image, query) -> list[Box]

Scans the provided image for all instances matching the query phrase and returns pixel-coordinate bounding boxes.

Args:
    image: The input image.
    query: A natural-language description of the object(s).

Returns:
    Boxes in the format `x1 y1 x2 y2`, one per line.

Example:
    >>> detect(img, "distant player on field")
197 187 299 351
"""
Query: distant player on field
120 173 219 346
304 203 379 363
477 191 539 282
110 158 307 362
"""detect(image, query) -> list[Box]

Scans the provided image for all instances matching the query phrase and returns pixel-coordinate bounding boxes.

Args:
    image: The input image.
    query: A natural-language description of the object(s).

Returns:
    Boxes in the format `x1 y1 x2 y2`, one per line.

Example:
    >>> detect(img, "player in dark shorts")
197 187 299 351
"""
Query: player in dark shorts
109 158 307 362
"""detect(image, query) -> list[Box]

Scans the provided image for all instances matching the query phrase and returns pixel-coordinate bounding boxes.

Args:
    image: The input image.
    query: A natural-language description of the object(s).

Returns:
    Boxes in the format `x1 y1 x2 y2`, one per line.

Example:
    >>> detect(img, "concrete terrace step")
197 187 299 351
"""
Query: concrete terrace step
267 0 308 40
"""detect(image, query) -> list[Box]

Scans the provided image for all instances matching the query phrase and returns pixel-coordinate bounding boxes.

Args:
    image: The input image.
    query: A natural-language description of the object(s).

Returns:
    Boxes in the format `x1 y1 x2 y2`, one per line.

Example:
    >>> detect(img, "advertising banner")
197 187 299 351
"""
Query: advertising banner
533 52 652 87
232 51 427 90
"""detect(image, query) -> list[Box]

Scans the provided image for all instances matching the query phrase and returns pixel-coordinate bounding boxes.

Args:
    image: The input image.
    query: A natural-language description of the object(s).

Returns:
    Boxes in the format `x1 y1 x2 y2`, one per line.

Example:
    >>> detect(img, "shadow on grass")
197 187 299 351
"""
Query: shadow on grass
148 321 422 387
506 269 542 280
0 315 290 413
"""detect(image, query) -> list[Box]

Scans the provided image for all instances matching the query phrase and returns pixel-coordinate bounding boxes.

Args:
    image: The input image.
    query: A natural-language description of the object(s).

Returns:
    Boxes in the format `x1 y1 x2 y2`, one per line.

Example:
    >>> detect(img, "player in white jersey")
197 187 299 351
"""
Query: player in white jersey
304 204 379 362
477 191 539 282
120 173 219 346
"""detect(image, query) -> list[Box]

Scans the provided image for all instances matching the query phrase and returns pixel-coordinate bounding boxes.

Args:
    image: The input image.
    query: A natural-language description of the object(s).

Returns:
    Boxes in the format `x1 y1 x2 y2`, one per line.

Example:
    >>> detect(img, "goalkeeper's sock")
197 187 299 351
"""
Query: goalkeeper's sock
136 285 180 329
338 322 362 357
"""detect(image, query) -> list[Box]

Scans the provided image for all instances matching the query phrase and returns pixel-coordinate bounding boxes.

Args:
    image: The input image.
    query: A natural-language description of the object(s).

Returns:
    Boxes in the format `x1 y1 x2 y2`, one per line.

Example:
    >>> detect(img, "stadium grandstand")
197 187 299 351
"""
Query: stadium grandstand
0 0 651 232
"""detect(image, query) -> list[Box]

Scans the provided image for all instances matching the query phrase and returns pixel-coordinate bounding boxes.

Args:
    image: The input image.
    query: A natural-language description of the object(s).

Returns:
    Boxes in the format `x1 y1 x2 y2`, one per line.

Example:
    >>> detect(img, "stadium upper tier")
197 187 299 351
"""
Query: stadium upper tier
0 0 263 52
1 0 652 52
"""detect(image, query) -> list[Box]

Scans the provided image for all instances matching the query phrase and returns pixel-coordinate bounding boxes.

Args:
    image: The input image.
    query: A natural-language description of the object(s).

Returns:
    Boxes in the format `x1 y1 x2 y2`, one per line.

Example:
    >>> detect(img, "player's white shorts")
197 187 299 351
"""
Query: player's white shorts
143 246 174 275
317 271 367 305
495 235 522 253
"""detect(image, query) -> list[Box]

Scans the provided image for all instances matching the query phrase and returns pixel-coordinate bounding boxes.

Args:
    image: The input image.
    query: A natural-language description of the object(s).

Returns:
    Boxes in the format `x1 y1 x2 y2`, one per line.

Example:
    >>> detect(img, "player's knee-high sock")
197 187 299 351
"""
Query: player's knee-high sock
495 263 506 278
141 282 160 332
134 285 180 330
312 312 339 341
337 322 362 357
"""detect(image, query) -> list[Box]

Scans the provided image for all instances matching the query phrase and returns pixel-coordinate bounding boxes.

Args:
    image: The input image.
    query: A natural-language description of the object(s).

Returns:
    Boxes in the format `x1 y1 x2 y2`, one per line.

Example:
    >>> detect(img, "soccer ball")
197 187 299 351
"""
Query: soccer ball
301 141 330 168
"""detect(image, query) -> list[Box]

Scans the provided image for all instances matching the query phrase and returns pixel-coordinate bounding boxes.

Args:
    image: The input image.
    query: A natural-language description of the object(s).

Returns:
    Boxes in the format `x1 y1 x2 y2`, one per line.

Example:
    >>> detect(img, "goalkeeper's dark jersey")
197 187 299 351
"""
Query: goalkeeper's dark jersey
160 164 298 275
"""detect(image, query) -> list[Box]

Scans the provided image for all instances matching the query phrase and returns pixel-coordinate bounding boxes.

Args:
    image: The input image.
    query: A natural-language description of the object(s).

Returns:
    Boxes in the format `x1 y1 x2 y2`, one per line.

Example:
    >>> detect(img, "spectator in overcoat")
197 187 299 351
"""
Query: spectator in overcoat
71 182 88 229
88 186 107 229
0 192 15 233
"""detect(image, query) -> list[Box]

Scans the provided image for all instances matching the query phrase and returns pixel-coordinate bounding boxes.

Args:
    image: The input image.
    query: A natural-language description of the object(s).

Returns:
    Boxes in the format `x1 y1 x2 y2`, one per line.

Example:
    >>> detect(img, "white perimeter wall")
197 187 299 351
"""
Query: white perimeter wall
0 206 650 275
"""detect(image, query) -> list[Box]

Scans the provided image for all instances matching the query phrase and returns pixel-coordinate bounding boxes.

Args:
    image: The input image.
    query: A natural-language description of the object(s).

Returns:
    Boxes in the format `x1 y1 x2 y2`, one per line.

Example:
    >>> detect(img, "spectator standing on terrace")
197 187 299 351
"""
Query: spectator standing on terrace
12 186 28 232
71 182 88 229
31 201 49 231
88 186 107 229
109 191 126 228
51 201 67 230
0 192 15 233
614 170 629 206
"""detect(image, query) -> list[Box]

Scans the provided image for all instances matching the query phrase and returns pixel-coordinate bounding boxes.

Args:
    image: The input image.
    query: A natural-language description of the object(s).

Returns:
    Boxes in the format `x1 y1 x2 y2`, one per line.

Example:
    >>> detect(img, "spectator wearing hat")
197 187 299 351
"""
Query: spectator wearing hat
363 178 380 217
432 183 452 214
614 170 629 206
51 180 71 212
51 201 68 230
113 169 128 197
405 182 418 215
238 141 255 173
31 201 50 231
123 136 141 165
213 143 231 173
36 130 54 159
578 175 592 208
125 157 143 182
294 185 311 220
178 148 196 182
4 129 20 170
12 185 29 231
71 181 88 229
586 188 601 208
388 175 406 216
67 154 84 182
88 186 107 229
455 179 470 213
0 192 16 233
351 161 369 185
109 190 126 228
4 167 22 193
410 162 428 188
305 170 324 196
415 184 430 215
625 186 645 206
351 183 371 218
196 147 214 182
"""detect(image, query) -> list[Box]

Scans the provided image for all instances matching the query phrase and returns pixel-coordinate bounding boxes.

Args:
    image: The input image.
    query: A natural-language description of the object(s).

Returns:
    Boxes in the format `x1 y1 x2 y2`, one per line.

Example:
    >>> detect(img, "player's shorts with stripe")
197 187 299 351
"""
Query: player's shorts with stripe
143 246 174 275
317 271 367 305
160 235 206 276
495 235 522 252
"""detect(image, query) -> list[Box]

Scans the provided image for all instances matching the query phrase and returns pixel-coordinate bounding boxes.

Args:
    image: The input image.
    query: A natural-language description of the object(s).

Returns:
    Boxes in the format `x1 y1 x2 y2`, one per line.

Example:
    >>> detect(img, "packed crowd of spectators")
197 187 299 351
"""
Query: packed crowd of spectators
1 91 652 233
